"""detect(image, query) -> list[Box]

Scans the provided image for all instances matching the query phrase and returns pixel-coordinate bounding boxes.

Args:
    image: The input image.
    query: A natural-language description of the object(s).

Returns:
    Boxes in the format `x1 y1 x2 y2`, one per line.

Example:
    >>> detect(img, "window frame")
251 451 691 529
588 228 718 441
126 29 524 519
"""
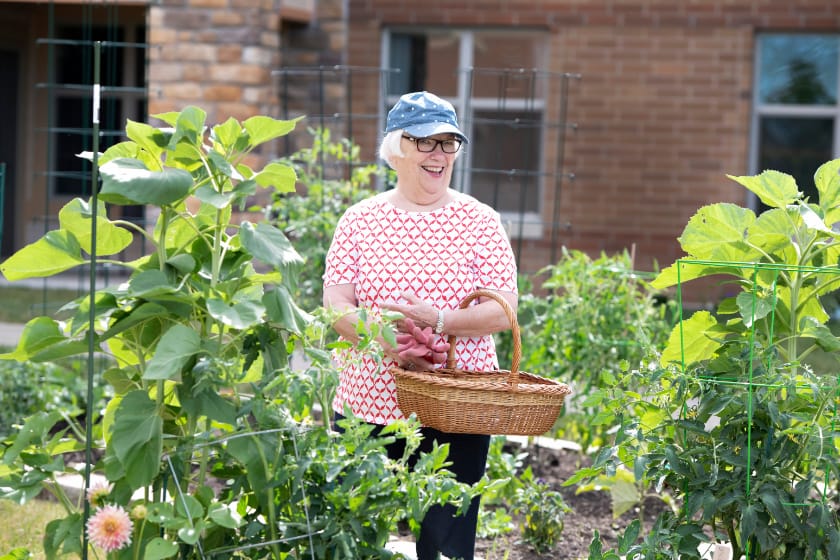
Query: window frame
49 23 146 200
749 33 840 210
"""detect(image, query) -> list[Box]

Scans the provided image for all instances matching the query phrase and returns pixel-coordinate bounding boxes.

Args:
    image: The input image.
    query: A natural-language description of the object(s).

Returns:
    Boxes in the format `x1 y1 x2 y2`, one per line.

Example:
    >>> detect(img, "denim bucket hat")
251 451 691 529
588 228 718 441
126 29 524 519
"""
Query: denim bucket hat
385 91 469 143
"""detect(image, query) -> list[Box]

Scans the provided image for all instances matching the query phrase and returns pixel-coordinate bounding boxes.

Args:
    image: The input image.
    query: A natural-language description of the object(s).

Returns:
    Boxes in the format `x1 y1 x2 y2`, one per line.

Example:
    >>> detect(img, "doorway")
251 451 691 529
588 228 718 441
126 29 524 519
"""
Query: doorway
0 49 18 257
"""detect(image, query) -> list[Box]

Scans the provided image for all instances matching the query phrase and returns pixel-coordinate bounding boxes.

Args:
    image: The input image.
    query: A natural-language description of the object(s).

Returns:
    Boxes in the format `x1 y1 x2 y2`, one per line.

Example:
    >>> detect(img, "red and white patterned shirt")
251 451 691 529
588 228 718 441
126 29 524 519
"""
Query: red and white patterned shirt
323 190 518 425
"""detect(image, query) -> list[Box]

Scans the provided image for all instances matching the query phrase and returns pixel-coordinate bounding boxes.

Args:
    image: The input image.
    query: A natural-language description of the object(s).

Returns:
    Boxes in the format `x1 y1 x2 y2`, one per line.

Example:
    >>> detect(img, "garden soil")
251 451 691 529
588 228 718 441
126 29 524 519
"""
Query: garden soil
472 444 668 560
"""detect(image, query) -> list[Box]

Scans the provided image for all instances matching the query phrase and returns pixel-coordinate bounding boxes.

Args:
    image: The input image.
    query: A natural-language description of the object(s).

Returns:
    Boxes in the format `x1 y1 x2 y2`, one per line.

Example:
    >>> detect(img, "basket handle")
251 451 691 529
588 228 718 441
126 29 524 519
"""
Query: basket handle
445 289 521 386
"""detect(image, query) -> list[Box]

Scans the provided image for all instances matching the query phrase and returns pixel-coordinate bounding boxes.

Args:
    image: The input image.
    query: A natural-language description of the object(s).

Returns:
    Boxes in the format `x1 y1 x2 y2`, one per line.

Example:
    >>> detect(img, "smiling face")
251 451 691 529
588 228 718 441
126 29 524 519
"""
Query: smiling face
393 133 461 202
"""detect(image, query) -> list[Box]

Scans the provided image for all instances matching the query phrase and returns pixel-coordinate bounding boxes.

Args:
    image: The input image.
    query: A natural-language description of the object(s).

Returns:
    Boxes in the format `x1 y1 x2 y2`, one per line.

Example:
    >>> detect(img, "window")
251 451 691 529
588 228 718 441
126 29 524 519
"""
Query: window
384 29 550 237
52 25 146 198
752 34 840 209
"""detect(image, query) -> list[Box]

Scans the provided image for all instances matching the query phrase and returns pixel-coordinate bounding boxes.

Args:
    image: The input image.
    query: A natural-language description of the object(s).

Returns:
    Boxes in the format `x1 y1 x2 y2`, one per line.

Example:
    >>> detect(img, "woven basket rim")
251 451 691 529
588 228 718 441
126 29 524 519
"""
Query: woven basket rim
392 366 573 396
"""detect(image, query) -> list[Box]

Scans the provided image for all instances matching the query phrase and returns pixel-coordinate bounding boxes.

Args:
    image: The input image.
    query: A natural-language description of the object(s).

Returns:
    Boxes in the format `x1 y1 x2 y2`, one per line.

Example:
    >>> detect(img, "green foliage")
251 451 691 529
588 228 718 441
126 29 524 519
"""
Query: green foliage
478 438 570 554
513 467 569 554
579 160 840 559
0 359 96 438
0 113 464 558
497 248 675 449
266 128 382 312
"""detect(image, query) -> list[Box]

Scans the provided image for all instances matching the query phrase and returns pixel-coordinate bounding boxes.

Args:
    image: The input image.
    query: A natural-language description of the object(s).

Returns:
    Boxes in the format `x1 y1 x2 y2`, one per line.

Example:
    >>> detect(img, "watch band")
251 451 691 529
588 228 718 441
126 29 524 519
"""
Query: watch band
434 309 445 334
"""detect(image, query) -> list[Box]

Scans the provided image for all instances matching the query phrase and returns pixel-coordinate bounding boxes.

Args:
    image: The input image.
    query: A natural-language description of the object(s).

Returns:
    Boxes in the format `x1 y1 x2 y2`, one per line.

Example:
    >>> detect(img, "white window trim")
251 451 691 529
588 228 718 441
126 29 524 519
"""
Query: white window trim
749 33 840 211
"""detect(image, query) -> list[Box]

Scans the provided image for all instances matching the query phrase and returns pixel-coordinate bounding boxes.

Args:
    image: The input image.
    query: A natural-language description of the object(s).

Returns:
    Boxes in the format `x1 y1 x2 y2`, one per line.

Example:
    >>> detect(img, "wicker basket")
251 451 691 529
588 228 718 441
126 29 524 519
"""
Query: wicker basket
392 289 572 435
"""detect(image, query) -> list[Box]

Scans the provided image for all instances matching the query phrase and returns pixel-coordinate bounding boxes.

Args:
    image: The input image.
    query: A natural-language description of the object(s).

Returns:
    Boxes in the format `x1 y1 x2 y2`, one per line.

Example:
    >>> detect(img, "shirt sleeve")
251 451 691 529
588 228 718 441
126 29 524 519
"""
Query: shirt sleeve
474 209 518 293
323 210 359 287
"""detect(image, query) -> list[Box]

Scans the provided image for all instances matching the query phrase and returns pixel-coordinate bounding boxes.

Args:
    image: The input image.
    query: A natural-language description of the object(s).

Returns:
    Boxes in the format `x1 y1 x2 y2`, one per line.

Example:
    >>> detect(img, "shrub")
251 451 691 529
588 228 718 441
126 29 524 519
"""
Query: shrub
0 359 97 438
496 248 675 449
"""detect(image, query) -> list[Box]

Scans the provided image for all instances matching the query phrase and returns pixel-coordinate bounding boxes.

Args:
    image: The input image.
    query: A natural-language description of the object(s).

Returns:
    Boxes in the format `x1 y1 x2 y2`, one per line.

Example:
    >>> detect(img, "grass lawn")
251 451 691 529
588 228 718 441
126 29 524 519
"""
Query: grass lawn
0 499 67 557
0 285 84 324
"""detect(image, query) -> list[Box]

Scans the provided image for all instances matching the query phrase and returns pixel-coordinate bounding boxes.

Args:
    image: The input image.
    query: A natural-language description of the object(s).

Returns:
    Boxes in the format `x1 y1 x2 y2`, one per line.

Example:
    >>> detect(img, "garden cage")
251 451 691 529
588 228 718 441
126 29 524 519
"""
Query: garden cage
668 258 840 560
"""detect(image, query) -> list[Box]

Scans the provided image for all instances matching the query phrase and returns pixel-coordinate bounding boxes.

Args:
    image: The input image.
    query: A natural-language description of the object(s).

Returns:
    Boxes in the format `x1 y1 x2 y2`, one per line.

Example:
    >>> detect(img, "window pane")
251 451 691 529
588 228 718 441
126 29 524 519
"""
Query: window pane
757 116 834 205
468 109 541 213
388 31 459 97
55 97 123 196
57 26 126 87
471 32 546 98
758 35 837 105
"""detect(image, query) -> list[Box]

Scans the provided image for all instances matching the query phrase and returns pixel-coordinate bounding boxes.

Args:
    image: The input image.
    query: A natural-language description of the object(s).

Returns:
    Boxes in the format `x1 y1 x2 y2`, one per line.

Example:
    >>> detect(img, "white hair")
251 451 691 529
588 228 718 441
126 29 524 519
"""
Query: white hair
378 130 405 169
378 129 464 170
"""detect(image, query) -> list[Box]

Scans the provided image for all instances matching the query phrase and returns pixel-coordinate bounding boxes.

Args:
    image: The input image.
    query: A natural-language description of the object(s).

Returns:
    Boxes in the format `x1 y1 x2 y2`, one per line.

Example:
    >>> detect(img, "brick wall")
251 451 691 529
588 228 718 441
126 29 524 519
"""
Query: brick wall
148 0 281 129
346 0 840 274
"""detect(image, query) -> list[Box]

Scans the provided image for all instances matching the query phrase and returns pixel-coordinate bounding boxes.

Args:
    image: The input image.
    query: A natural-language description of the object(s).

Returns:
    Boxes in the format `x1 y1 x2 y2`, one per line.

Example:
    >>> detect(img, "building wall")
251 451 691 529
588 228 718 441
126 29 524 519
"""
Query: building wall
345 0 840 274
5 1 840 281
0 2 148 254
148 0 281 128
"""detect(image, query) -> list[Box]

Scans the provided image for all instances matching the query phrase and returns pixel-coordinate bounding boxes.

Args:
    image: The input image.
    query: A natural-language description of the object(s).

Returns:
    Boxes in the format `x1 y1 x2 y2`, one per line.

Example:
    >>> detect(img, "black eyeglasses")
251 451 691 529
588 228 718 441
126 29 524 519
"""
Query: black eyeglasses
402 135 463 154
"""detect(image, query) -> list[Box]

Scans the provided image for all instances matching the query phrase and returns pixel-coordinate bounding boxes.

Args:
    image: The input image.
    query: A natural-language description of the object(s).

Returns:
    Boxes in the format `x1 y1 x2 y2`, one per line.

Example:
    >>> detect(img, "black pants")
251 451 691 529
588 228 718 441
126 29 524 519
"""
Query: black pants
333 413 490 560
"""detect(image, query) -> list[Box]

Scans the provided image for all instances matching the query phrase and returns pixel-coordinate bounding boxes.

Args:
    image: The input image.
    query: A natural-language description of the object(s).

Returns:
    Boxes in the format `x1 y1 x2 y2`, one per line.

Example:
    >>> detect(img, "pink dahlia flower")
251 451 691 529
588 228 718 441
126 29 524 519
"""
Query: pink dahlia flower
85 480 112 508
86 504 134 552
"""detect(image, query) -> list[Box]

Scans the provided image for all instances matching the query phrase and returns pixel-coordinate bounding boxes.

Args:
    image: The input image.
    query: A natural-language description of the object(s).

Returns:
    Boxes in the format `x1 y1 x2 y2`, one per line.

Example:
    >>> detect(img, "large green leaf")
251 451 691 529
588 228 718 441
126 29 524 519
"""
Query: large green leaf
727 169 800 209
609 473 639 519
211 116 243 152
0 317 90 362
798 203 833 235
0 229 85 280
99 158 193 206
143 324 201 380
650 260 744 290
167 106 207 150
208 502 242 529
736 291 775 328
43 513 83 558
815 158 840 218
206 297 264 330
263 285 313 334
746 208 797 256
253 161 297 193
238 221 304 272
678 203 756 260
125 118 168 160
143 537 179 560
243 115 300 147
180 388 237 425
660 310 724 367
194 184 235 209
110 390 163 489
127 269 180 299
58 198 133 256
2 410 63 465
99 301 169 342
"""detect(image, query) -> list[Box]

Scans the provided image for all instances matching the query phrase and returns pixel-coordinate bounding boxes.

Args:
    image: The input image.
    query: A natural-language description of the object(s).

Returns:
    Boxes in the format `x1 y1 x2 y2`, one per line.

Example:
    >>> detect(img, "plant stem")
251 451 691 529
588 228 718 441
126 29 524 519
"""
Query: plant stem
197 417 210 488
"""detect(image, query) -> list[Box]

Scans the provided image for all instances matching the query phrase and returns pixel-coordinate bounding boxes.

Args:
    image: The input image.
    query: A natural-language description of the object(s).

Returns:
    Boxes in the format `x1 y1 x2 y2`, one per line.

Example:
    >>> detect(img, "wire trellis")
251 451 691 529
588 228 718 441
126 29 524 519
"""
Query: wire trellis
674 259 840 560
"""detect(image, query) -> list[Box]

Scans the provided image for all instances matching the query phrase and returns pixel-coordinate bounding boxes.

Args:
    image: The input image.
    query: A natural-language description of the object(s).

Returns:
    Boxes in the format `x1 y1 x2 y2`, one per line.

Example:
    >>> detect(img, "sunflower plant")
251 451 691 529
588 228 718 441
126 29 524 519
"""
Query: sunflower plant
576 160 840 559
0 109 462 558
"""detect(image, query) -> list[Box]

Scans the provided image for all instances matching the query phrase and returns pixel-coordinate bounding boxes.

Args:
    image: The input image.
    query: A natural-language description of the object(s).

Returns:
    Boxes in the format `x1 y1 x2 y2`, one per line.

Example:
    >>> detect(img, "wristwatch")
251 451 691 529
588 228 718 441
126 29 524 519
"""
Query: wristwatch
434 309 445 335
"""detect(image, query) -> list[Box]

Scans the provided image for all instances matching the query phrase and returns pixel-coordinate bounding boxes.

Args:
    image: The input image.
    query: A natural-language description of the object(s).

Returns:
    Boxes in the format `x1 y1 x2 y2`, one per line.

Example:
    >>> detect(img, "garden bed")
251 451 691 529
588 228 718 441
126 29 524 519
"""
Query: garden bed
479 444 667 559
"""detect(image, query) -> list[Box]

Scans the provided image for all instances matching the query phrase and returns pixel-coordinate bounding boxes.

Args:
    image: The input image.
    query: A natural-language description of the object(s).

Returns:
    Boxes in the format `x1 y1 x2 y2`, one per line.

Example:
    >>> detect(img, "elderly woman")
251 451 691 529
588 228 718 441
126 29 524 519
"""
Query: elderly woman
322 90 518 560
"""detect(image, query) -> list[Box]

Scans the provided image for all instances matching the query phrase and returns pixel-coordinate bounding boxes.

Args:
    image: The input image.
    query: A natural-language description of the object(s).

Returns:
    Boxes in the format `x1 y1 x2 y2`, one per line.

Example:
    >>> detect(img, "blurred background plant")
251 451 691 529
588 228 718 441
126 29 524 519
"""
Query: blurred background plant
265 128 383 314
496 248 676 453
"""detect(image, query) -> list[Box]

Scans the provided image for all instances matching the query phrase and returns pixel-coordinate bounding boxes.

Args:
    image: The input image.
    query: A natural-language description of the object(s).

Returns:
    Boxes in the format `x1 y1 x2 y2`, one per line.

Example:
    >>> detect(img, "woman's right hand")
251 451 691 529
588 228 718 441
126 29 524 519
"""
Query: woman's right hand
396 318 450 369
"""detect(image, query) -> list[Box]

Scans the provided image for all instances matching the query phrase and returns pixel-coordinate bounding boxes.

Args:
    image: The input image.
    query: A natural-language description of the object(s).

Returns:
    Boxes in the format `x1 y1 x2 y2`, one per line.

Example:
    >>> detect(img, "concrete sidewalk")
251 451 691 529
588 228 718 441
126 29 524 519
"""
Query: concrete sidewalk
0 321 24 348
